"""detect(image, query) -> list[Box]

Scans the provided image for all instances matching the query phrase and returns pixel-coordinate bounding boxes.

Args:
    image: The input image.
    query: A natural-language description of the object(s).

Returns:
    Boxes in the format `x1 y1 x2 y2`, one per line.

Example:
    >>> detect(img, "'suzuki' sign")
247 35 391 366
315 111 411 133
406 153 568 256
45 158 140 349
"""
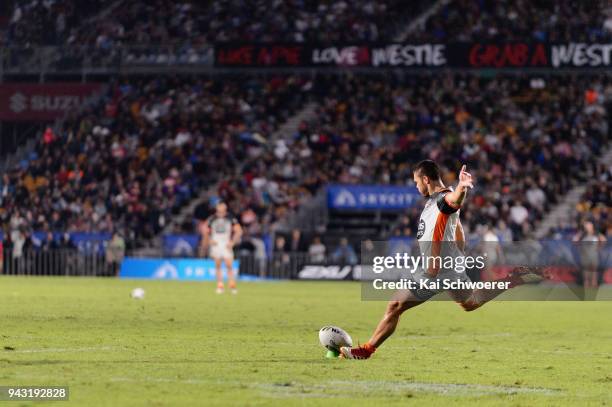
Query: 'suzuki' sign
0 83 102 121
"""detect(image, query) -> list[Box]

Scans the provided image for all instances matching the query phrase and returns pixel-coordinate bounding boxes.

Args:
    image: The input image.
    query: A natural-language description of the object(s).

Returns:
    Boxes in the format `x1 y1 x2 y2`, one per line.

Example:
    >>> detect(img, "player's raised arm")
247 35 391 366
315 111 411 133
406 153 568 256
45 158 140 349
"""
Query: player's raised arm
444 164 474 209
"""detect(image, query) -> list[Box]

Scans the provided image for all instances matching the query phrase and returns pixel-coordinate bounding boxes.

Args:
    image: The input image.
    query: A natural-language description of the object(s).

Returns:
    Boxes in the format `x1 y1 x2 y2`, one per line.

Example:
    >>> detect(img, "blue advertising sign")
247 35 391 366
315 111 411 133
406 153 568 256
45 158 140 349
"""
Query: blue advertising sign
327 184 419 210
388 237 414 256
119 258 241 281
162 234 200 257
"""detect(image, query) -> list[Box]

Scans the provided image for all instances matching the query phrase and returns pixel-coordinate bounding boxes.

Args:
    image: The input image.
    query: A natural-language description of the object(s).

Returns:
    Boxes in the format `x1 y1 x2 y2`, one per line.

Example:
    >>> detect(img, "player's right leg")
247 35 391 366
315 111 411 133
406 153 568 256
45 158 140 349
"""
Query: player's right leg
214 257 224 294
224 257 237 294
339 289 426 360
451 266 547 311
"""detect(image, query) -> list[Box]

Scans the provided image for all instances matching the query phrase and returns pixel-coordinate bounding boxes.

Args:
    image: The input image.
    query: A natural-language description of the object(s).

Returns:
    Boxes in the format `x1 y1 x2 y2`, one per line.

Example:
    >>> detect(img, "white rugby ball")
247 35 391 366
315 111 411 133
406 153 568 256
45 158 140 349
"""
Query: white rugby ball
131 288 145 300
319 326 353 351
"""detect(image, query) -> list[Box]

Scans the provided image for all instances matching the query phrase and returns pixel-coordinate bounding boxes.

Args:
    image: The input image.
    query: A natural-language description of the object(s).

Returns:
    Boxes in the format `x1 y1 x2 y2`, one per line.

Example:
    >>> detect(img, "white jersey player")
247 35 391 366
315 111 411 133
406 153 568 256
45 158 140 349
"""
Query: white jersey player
340 160 546 360
201 202 242 294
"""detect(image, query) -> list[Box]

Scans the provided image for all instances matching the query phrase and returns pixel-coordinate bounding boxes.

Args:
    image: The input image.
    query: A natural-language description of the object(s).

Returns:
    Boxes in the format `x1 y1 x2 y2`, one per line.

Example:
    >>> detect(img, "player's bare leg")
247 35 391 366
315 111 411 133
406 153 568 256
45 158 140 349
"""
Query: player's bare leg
451 266 547 311
341 266 546 359
340 289 425 359
225 258 237 294
214 258 224 294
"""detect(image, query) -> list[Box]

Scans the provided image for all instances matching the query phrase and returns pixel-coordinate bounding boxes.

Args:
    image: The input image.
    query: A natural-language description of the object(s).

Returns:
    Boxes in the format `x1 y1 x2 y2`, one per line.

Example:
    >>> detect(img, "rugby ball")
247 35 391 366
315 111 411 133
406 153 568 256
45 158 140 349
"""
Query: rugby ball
131 288 145 300
319 326 353 351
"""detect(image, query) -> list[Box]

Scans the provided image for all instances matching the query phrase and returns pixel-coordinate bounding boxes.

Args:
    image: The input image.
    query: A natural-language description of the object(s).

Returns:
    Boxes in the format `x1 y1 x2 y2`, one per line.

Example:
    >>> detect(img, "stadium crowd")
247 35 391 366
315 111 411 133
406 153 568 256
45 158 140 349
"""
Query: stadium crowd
0 72 609 255
6 0 612 47
3 0 429 48
0 0 610 268
0 75 311 245
3 0 107 46
414 0 612 42
270 73 611 241
554 169 611 240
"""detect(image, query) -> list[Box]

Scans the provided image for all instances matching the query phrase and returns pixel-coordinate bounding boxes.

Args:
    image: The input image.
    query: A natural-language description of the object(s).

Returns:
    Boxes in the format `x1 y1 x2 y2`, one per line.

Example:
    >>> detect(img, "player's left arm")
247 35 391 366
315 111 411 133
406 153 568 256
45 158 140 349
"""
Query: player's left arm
229 220 243 248
200 220 211 256
444 164 474 209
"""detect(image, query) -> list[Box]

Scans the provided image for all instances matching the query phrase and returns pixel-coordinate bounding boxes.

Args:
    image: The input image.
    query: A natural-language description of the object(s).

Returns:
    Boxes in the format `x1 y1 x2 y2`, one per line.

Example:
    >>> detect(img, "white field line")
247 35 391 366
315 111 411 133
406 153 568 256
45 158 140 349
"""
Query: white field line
111 377 226 385
109 377 562 398
10 346 116 353
396 333 514 340
537 349 611 357
258 380 562 398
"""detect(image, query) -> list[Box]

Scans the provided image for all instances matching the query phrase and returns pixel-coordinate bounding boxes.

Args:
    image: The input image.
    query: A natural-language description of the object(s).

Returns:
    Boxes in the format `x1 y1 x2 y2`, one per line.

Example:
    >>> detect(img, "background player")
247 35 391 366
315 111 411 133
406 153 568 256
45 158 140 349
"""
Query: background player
201 202 242 294
340 160 545 360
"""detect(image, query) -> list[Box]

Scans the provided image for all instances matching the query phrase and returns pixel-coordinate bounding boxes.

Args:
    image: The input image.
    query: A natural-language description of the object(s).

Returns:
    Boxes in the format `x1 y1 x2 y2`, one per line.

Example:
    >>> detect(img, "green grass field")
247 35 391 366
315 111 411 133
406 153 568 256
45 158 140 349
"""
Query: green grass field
1 277 611 406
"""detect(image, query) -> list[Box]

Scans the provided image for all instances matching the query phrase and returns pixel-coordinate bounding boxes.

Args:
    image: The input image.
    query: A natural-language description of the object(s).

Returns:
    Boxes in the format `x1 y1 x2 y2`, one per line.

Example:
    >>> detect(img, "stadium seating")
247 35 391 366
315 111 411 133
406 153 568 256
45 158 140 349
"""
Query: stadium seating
0 75 312 243
555 177 611 239
0 0 610 258
288 74 611 241
3 0 432 48
412 0 612 41
0 72 609 250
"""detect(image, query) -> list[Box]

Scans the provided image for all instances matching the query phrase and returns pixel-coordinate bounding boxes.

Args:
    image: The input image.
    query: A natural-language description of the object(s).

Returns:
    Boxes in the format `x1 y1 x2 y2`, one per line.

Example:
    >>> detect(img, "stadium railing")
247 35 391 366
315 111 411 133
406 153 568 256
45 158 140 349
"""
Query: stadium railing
0 249 351 280
2 246 610 284
1 248 110 277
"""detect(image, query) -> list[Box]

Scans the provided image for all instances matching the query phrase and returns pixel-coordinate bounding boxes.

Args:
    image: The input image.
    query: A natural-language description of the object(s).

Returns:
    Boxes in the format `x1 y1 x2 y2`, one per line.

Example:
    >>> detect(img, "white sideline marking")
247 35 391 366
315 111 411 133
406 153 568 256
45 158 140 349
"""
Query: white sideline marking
11 346 115 353
258 380 562 398
397 333 514 340
109 377 561 398
111 377 224 385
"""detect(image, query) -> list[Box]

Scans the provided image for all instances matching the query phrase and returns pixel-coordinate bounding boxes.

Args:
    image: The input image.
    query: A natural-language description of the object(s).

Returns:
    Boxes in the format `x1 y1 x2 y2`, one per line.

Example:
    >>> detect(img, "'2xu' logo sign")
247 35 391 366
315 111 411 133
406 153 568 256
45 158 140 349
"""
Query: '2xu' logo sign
298 265 358 280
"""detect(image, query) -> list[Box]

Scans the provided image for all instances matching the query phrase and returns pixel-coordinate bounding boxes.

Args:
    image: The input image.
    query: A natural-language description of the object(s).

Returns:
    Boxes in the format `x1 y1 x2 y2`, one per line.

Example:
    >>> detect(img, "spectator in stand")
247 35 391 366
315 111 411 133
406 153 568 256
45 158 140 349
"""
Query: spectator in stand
526 181 547 214
361 239 377 264
106 231 126 276
496 220 513 243
272 235 290 276
289 228 304 252
41 232 60 275
332 238 358 266
308 236 326 264
573 221 607 288
509 200 530 238
41 232 59 251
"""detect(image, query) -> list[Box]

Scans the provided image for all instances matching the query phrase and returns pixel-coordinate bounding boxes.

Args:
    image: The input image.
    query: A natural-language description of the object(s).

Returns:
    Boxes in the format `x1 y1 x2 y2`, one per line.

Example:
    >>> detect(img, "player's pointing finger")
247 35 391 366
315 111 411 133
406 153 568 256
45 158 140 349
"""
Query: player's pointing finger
461 164 467 173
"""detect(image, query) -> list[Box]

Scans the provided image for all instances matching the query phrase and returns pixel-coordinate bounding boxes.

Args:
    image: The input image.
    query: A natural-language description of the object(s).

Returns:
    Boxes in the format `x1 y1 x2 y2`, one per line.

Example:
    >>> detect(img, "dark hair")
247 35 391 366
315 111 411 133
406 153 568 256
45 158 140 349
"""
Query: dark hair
413 160 441 181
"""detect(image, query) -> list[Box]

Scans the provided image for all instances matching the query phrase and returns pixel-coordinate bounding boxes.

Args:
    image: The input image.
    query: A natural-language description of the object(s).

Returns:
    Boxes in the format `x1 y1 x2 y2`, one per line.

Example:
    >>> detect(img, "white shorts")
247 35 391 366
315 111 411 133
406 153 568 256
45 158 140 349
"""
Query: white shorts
210 243 234 260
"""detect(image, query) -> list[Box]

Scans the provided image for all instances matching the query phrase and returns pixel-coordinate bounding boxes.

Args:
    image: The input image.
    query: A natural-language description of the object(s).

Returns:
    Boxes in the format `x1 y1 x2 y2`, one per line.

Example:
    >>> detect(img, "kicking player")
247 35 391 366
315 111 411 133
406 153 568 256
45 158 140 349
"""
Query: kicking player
201 202 242 294
340 160 545 359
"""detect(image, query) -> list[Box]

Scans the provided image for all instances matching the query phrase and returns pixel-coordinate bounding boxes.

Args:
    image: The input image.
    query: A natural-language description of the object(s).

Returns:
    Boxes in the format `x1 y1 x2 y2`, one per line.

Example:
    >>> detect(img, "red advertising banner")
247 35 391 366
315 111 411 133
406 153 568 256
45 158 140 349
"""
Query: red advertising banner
0 83 102 121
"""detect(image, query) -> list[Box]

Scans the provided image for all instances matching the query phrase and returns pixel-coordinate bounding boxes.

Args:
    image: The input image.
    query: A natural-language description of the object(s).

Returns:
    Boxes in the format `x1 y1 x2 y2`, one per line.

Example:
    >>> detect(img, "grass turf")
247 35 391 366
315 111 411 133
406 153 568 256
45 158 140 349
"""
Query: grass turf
1 277 611 406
